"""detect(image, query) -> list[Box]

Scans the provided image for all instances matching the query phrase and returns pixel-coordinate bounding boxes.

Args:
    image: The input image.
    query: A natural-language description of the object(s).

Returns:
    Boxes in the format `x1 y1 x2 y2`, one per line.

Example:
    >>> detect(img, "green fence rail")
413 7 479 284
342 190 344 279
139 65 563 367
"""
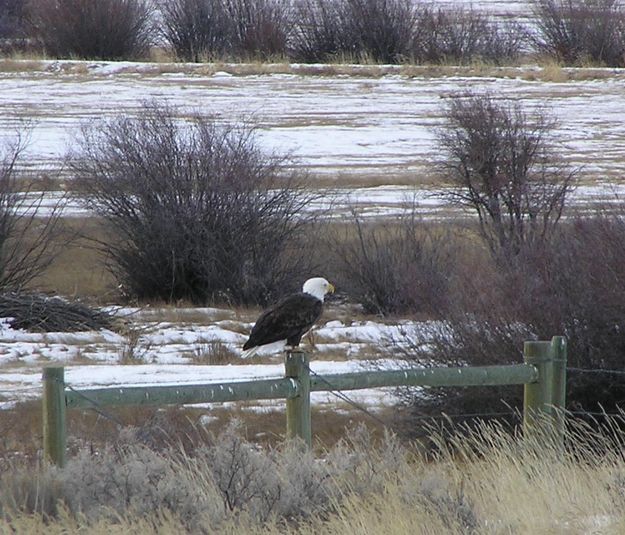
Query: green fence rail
42 336 567 467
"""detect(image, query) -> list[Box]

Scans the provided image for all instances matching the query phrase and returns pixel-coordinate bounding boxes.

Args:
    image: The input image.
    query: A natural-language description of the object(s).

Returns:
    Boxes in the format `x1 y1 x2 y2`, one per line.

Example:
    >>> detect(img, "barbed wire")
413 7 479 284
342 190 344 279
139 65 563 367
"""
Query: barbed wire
305 364 519 433
410 410 518 421
567 367 625 376
305 364 398 430
56 366 625 443
58 378 125 427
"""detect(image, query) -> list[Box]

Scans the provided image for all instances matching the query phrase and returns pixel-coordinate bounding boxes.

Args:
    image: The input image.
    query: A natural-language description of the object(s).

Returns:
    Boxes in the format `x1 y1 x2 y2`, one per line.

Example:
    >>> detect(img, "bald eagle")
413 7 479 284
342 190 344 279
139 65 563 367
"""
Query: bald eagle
242 277 335 357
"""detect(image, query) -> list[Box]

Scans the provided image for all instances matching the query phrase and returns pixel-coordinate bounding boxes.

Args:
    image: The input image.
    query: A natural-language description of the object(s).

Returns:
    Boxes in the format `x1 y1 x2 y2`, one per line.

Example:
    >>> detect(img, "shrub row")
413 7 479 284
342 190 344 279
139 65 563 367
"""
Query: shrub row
534 0 625 67
391 211 625 426
328 205 625 423
4 416 625 532
5 0 625 66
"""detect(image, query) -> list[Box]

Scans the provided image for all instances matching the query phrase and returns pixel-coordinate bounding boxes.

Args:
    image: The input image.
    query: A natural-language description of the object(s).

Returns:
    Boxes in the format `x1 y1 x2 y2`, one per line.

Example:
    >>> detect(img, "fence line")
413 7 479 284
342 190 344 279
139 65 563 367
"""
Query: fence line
42 336 567 468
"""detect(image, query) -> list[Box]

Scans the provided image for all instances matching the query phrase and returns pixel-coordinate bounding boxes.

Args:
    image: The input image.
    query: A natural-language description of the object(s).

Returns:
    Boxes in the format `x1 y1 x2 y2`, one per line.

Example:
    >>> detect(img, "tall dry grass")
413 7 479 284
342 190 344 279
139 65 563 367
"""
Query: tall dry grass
2 417 625 533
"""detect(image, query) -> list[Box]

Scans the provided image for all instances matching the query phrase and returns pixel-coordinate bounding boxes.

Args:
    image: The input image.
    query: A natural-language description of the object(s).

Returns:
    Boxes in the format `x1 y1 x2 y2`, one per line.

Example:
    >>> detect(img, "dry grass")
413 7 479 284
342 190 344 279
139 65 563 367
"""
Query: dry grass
189 341 240 365
29 217 116 300
299 171 438 189
2 415 625 533
0 58 45 73
3 57 625 82
12 173 66 192
401 60 625 82
0 398 393 466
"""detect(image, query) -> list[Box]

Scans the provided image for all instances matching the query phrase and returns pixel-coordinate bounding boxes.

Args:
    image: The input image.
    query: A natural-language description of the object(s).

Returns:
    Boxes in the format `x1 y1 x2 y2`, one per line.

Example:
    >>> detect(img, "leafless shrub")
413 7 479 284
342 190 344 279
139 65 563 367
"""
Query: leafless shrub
157 0 232 62
291 0 418 63
533 0 625 66
339 0 418 63
479 19 529 64
532 211 625 412
0 0 22 39
292 1 528 64
328 207 456 316
0 0 30 53
0 131 65 292
118 322 152 363
436 92 576 261
290 0 343 62
29 0 153 60
204 420 281 518
399 205 625 422
224 0 292 59
414 6 528 65
70 102 317 306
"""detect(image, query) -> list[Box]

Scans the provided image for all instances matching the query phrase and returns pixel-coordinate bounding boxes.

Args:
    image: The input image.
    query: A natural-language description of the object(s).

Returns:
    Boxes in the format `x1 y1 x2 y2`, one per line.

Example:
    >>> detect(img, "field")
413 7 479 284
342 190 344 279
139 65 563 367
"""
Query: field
2 53 625 531
1 56 625 420
1 59 625 363
3 59 625 213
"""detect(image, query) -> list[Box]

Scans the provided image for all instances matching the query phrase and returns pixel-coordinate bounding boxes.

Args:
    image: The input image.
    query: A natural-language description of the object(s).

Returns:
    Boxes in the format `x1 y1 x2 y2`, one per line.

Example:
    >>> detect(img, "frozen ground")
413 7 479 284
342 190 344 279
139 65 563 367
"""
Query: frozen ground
17 181 625 221
1 60 625 219
0 306 423 410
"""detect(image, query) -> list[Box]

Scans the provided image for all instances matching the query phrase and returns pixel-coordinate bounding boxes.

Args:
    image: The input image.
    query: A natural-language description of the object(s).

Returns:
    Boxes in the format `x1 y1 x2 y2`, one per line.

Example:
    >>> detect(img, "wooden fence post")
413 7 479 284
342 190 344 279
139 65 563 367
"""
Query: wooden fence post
42 366 66 467
523 340 555 438
284 350 311 448
550 335 568 442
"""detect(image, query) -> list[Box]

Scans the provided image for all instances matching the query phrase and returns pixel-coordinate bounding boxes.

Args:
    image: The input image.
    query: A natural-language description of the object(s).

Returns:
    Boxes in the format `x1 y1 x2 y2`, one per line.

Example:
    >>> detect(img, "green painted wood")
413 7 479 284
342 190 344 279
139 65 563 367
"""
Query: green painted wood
551 335 568 444
550 336 567 411
64 364 537 411
65 377 299 409
49 340 563 465
284 350 311 447
523 340 554 434
310 363 538 392
42 367 66 467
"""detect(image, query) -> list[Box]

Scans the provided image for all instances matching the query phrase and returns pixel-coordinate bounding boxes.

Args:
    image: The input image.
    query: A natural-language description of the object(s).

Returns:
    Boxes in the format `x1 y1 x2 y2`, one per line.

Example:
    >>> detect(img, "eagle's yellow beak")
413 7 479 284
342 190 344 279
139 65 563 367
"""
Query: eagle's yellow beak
328 283 335 294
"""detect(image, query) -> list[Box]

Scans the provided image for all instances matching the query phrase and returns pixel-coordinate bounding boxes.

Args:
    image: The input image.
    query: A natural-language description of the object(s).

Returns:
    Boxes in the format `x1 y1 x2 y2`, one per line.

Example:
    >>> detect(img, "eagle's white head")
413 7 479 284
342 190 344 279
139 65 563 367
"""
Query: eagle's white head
302 277 335 302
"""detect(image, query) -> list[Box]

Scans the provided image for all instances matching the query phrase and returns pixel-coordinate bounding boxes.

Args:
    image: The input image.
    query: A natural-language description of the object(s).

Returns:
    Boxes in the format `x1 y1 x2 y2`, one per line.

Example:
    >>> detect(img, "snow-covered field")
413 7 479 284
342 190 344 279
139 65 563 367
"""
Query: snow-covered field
0 306 420 410
2 60 625 219
4 62 625 179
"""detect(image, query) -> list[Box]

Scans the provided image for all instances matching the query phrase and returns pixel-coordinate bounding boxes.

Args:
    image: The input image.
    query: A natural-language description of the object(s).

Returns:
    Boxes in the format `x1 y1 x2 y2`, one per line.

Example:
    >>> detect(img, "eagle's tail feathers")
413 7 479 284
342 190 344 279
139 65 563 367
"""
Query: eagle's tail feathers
241 346 260 359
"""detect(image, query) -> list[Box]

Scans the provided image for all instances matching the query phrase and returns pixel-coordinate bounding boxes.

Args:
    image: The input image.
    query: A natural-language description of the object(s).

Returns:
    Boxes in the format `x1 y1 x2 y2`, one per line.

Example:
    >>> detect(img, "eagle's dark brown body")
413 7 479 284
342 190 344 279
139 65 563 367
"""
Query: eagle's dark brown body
243 292 323 350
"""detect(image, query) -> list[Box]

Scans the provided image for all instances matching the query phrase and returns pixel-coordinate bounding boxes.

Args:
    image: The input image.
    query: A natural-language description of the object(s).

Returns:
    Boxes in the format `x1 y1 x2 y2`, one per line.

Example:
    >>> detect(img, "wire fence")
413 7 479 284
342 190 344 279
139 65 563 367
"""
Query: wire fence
53 364 625 443
62 381 125 427
567 367 625 376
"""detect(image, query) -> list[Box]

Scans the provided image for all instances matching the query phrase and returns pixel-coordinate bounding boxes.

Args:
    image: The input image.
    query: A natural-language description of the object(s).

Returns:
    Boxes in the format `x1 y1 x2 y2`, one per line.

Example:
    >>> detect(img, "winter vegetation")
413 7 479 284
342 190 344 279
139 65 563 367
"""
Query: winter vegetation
70 102 316 305
3 419 625 532
0 0 624 66
2 0 625 532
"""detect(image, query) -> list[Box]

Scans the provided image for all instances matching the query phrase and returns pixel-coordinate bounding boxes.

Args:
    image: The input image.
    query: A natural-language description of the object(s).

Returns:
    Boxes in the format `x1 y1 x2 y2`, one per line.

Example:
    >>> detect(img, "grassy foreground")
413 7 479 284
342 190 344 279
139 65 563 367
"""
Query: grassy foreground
2 417 625 534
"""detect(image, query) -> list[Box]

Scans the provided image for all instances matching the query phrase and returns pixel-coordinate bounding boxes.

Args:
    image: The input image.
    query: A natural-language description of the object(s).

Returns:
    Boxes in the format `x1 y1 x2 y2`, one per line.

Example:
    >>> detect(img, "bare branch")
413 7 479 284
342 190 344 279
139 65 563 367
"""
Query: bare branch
0 130 66 291
70 102 318 305
436 92 576 260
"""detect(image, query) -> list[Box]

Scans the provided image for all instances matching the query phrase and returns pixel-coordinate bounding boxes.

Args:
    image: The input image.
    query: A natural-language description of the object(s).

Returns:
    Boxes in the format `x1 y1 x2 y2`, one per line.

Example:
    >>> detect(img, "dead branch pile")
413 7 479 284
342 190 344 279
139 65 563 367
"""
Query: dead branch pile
0 293 113 332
